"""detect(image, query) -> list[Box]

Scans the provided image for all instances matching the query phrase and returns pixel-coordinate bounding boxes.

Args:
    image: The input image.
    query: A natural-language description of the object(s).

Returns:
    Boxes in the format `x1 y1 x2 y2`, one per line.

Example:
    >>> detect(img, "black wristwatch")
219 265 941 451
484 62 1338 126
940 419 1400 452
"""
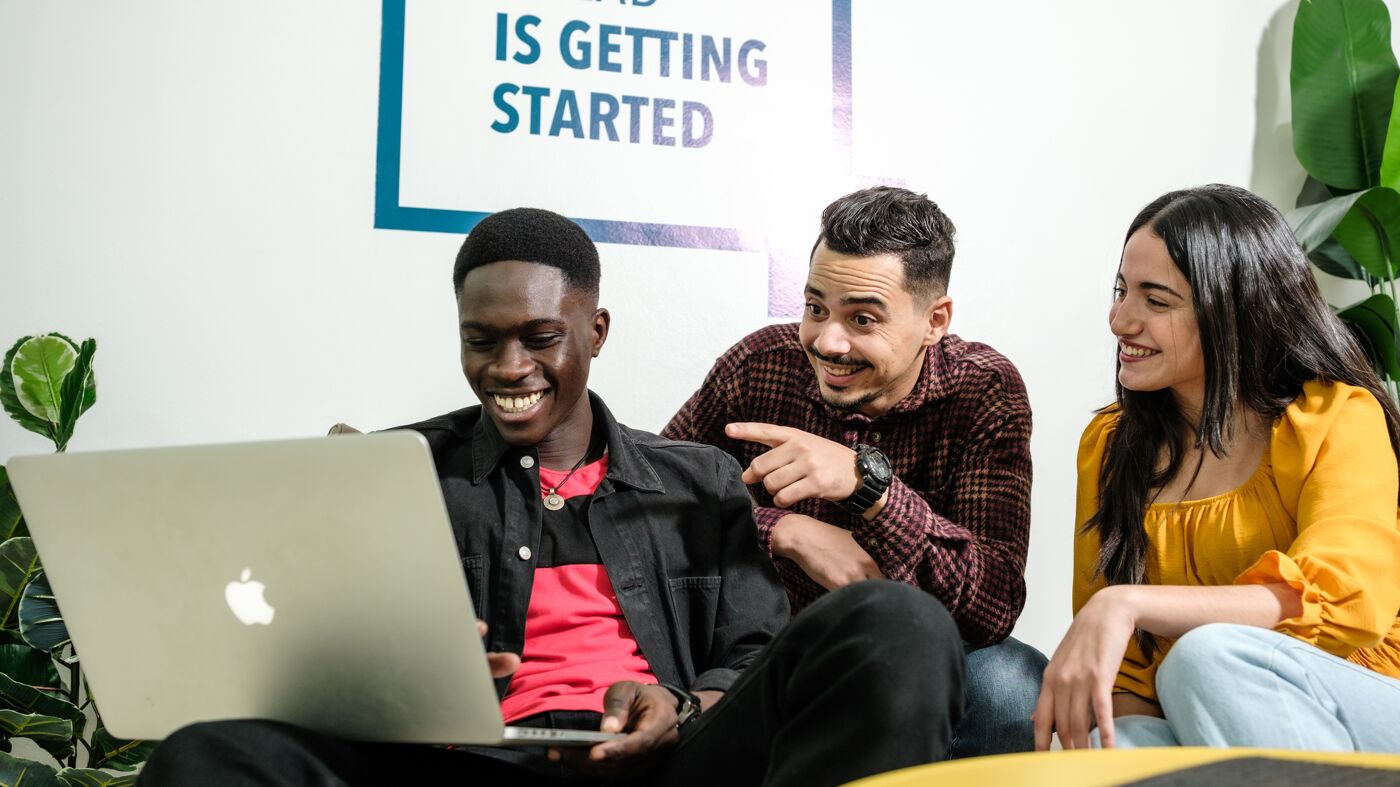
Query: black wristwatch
657 683 703 730
840 444 893 515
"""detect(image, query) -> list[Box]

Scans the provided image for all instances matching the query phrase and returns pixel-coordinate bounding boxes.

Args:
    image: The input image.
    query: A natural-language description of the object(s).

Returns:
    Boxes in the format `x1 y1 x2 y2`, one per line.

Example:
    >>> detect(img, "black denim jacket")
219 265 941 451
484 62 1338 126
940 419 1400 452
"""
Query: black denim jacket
399 392 791 695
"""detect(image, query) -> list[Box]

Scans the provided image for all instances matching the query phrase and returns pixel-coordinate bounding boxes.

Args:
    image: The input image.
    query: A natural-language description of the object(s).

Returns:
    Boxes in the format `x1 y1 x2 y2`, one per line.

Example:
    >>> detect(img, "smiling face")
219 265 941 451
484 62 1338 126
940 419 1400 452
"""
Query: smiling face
798 242 951 416
1110 227 1205 412
457 260 608 450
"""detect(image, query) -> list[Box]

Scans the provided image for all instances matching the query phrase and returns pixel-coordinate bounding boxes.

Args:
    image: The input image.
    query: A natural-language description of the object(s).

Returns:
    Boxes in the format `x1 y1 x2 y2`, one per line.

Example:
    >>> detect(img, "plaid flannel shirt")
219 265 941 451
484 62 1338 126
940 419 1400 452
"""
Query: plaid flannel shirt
663 324 1032 646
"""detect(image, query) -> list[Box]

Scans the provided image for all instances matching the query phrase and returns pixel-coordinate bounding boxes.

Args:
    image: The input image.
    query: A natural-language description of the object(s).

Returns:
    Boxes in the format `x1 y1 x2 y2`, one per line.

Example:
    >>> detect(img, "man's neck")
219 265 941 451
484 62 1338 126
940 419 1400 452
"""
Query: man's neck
535 396 596 470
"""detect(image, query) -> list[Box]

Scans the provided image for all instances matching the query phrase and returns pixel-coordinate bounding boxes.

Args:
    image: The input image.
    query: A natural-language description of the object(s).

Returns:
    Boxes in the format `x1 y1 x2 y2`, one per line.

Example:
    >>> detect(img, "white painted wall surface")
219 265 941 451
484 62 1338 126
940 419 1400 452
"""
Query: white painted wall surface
0 0 1322 659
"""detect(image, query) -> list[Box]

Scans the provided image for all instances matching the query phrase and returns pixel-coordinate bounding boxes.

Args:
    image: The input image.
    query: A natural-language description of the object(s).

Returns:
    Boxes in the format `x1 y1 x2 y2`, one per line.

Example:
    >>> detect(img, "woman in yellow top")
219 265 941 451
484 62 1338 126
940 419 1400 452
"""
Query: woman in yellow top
1032 184 1400 751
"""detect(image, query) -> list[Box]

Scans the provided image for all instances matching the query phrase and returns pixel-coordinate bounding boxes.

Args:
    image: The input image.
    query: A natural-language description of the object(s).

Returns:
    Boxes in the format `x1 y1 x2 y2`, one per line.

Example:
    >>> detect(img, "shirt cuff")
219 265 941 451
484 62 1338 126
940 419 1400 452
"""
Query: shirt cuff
690 668 739 694
752 506 787 555
854 477 973 546
1236 549 1328 647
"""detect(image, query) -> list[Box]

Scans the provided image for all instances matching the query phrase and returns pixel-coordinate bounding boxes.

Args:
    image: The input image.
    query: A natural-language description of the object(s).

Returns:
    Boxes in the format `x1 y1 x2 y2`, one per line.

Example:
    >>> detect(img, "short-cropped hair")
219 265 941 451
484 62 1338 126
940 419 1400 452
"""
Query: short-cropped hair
453 208 600 296
817 186 957 300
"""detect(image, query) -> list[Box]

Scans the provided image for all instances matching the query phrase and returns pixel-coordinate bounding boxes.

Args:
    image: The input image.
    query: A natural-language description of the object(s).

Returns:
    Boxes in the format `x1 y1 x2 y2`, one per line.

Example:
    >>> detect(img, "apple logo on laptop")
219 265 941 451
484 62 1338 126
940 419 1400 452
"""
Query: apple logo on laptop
225 568 275 625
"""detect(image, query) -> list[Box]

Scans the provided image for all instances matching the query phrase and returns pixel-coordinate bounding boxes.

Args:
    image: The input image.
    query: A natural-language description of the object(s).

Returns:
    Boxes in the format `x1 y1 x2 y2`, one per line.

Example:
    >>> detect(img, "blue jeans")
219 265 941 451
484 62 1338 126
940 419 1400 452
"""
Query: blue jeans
952 636 1047 758
1110 623 1400 751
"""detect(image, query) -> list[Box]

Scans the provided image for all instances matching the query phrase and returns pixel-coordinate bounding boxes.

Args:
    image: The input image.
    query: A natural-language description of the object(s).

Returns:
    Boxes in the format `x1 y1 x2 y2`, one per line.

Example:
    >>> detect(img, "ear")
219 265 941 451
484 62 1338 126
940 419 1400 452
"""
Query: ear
591 308 611 357
922 295 953 347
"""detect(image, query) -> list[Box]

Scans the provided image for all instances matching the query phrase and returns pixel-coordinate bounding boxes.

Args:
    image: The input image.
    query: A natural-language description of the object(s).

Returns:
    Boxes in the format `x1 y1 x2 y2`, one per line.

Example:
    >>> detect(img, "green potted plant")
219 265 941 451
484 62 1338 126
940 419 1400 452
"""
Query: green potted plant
0 333 153 786
1286 0 1400 400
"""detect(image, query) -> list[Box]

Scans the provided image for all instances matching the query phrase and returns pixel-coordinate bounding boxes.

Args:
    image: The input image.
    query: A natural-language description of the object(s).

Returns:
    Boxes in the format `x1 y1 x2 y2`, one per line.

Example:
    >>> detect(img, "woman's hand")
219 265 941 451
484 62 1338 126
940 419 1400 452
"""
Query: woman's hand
1032 586 1138 750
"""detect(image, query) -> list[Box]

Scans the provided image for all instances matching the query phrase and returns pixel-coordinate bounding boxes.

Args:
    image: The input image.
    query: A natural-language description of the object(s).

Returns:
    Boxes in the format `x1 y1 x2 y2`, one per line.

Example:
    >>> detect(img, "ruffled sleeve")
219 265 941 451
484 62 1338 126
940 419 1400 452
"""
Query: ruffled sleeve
1235 381 1400 657
1073 409 1118 615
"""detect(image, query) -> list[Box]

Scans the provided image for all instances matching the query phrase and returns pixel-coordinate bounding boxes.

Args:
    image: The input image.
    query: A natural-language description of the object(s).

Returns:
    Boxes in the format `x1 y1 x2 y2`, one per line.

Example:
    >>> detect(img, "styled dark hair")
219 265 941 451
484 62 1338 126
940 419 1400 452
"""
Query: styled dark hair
816 186 957 300
1090 183 1400 656
453 208 600 295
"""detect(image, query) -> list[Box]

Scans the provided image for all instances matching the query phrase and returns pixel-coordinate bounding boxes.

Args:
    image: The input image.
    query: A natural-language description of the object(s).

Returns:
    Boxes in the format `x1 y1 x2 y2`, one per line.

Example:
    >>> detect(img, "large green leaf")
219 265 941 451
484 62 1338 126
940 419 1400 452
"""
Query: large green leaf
0 710 72 761
1286 189 1367 252
56 769 137 787
18 576 68 655
1310 237 1368 280
0 750 59 787
10 338 75 432
0 673 77 724
1292 0 1399 190
0 632 60 691
88 729 153 772
0 339 52 443
53 340 95 454
0 471 25 543
1382 75 1400 190
1333 186 1400 280
0 540 41 633
1339 293 1400 379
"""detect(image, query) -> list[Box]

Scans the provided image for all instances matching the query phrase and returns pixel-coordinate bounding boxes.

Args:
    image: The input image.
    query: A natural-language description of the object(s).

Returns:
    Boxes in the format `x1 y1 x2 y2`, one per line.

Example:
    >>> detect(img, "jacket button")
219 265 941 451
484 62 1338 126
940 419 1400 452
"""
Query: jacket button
520 456 535 469
518 546 532 560
870 432 881 443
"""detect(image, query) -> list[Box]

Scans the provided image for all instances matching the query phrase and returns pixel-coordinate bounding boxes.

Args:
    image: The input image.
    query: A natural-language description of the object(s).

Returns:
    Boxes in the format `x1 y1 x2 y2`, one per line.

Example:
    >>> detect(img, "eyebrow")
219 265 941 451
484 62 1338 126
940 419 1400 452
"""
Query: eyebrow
460 318 563 332
1116 272 1185 300
805 285 889 311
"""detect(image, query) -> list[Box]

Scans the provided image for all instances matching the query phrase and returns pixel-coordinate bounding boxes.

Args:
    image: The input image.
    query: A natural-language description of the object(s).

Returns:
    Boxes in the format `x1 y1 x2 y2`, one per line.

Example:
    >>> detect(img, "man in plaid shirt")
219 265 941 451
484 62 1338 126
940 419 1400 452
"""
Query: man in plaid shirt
664 186 1045 758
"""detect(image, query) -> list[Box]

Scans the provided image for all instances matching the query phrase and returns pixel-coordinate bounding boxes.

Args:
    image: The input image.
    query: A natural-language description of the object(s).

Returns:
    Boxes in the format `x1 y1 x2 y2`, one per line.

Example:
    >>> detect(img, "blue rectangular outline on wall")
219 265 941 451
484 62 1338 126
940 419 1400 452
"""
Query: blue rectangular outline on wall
374 0 852 252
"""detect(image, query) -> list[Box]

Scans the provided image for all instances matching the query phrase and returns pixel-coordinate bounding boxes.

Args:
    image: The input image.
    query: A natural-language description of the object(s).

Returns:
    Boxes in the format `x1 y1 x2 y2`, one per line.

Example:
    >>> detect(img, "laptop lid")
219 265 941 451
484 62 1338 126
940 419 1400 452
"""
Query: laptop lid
7 432 513 744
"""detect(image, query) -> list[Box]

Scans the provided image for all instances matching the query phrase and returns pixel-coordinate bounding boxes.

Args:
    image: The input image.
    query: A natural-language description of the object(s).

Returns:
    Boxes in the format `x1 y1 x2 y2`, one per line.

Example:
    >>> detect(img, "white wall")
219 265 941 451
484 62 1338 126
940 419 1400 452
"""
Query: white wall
0 1 1315 658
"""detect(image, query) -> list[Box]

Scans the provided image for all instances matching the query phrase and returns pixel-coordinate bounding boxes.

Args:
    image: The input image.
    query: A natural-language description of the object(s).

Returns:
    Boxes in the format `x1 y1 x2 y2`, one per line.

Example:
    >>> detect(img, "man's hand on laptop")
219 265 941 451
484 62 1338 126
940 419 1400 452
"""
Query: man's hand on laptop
548 681 689 774
475 620 520 678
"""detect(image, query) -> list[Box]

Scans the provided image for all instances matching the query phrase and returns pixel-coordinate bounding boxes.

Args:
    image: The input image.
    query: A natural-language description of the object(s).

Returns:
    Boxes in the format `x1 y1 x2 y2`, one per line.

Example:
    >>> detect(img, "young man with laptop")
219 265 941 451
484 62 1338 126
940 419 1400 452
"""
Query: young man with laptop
132 208 965 785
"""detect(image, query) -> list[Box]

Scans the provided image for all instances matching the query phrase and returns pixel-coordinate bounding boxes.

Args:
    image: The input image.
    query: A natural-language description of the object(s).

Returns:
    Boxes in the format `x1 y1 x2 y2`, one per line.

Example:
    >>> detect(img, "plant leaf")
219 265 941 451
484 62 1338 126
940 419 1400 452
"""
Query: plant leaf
0 471 25 542
1296 174 1339 208
0 709 72 761
18 576 68 655
0 673 77 723
1291 0 1399 190
56 769 137 787
1310 237 1368 280
1333 186 1400 280
10 338 76 432
88 729 153 772
1339 293 1400 379
0 750 59 787
0 539 41 633
53 340 95 453
0 632 60 691
0 339 54 443
1286 189 1368 252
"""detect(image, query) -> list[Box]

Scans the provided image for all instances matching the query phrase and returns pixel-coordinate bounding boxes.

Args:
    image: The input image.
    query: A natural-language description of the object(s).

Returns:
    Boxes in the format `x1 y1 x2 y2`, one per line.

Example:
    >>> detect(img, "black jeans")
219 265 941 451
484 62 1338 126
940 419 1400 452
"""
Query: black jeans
139 581 964 787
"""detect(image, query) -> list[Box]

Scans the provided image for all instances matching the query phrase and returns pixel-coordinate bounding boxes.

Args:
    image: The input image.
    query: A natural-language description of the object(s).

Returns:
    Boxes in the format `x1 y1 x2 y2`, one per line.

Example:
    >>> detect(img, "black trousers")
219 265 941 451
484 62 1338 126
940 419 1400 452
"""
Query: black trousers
139 581 964 787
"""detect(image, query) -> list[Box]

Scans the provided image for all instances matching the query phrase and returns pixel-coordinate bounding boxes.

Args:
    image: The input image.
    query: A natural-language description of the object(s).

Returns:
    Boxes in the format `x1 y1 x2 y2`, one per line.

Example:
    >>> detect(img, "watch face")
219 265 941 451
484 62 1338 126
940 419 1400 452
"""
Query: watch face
861 446 893 482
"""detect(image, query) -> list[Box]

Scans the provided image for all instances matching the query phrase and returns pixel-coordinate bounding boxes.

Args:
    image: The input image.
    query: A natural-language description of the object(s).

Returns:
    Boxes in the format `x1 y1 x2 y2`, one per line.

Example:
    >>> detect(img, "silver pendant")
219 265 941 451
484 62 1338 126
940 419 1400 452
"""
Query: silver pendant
543 492 565 511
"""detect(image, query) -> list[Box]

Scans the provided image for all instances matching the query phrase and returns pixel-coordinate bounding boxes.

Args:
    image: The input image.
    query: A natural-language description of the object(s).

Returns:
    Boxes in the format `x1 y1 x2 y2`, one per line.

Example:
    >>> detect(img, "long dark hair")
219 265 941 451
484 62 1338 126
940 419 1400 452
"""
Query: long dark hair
1090 184 1400 655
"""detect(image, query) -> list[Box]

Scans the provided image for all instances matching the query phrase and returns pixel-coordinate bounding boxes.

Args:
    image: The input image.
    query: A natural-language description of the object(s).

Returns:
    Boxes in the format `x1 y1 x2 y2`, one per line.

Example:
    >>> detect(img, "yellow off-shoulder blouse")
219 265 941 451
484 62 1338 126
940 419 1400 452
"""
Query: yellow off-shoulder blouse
1074 380 1400 703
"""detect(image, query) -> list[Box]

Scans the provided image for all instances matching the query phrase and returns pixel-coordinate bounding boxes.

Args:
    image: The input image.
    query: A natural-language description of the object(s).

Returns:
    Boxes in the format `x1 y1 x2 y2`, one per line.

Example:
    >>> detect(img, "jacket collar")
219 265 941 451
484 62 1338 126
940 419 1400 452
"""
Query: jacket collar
468 390 665 493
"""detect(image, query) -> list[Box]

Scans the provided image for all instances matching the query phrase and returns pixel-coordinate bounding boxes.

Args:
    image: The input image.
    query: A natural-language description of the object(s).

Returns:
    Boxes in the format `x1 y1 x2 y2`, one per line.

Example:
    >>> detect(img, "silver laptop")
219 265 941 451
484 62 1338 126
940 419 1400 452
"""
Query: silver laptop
6 432 620 746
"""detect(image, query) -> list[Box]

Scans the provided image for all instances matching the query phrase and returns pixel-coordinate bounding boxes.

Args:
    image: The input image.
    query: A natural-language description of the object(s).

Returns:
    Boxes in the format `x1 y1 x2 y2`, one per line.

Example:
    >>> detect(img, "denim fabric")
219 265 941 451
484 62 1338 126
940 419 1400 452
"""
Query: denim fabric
396 392 792 696
1107 624 1400 752
951 636 1047 758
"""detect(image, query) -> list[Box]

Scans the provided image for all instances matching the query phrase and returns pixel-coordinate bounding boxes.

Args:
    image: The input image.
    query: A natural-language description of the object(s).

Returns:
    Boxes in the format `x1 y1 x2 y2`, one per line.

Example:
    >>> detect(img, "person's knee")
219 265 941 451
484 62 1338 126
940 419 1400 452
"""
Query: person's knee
965 638 1047 718
814 580 959 643
142 721 257 783
1156 623 1261 714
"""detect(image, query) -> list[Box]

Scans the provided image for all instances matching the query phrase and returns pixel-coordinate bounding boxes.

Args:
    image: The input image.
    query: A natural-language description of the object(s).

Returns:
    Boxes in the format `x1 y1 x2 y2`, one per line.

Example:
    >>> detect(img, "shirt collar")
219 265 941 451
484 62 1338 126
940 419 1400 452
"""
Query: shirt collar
468 390 664 493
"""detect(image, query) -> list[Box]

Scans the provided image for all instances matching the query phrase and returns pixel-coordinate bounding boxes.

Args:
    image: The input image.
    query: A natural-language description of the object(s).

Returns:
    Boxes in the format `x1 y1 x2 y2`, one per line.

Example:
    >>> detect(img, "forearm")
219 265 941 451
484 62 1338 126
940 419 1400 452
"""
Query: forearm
1111 583 1303 640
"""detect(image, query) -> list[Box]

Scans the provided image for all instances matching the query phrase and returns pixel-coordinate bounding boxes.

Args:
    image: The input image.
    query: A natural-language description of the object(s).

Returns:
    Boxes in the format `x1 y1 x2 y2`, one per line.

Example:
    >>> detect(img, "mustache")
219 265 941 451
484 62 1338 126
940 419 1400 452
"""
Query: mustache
806 346 870 368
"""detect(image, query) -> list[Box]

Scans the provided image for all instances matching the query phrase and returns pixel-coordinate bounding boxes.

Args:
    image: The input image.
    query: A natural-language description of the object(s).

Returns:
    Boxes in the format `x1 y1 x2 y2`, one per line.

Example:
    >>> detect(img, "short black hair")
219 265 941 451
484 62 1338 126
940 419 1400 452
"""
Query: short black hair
816 186 956 300
453 208 600 295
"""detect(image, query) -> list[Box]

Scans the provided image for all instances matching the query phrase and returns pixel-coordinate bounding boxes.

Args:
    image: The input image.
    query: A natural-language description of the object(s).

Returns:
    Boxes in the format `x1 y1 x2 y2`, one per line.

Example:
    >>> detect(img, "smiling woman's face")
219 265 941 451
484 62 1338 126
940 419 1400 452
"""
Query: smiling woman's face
1110 227 1205 409
456 260 606 448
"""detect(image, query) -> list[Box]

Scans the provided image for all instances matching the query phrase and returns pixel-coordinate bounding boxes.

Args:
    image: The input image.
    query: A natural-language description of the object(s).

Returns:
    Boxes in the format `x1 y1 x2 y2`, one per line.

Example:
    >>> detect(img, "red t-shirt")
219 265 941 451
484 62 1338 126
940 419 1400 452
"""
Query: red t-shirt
499 454 657 722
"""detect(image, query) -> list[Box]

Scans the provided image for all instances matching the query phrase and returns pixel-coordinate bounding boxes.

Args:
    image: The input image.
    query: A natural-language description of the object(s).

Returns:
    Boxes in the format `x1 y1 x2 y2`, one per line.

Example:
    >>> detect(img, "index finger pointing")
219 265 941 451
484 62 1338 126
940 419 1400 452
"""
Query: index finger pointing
725 422 796 448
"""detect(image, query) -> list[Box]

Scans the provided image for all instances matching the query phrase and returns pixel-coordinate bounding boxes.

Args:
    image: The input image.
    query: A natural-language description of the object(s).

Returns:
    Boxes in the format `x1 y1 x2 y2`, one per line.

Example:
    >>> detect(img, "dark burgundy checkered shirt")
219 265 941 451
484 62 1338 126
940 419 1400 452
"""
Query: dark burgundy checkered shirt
663 324 1032 646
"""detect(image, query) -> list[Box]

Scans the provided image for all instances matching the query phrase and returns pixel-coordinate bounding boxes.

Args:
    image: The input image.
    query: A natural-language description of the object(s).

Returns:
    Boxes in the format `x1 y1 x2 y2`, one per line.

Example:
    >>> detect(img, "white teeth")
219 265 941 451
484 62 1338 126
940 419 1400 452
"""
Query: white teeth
1120 343 1158 358
492 391 544 413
